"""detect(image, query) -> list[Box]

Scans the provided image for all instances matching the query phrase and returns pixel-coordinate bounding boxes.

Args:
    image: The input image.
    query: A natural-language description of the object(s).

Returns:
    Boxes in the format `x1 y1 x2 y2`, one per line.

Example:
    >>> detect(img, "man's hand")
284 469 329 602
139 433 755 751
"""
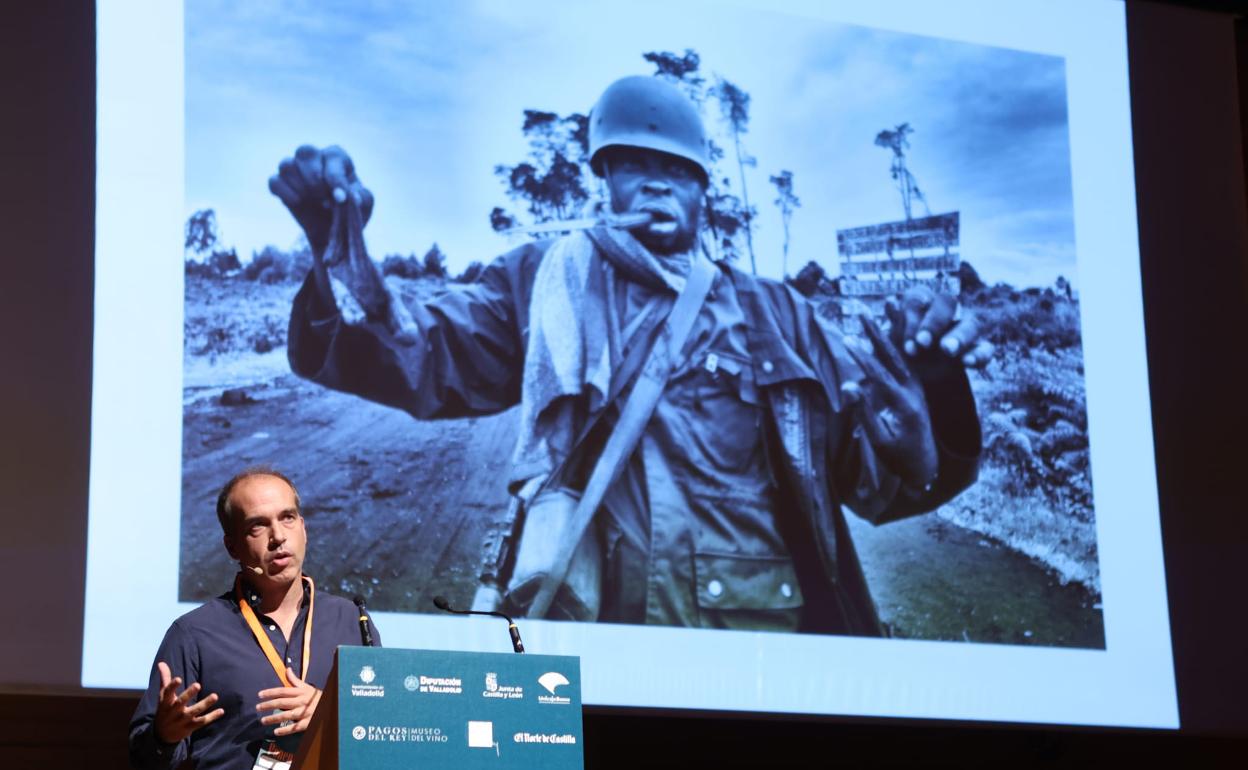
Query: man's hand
884 286 994 378
256 668 322 736
153 661 224 745
268 145 374 257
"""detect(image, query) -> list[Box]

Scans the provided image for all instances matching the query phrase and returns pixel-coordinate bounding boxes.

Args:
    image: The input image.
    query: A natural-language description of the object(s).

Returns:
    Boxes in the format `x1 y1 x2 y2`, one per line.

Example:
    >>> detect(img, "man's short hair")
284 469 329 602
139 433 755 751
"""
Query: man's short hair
215 466 302 536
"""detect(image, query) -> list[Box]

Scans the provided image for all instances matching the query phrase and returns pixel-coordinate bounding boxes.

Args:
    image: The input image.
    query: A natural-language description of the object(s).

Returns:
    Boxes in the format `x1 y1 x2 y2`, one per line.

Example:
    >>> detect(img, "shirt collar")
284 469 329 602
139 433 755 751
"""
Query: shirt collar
239 574 311 611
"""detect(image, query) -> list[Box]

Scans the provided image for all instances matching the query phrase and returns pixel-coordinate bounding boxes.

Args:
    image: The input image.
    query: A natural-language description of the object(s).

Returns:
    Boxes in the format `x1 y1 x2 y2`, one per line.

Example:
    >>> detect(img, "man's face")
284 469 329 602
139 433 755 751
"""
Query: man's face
223 474 306 587
603 147 705 255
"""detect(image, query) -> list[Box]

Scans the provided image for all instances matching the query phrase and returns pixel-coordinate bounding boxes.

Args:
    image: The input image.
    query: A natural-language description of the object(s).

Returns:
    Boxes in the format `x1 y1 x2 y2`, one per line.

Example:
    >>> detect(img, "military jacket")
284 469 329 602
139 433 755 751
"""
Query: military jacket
287 240 981 635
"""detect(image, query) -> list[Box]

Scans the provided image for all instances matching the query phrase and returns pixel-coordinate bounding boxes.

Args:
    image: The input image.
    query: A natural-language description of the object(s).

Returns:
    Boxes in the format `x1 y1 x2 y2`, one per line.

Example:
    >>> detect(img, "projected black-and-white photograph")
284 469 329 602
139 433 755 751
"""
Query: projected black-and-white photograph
178 1 1100 647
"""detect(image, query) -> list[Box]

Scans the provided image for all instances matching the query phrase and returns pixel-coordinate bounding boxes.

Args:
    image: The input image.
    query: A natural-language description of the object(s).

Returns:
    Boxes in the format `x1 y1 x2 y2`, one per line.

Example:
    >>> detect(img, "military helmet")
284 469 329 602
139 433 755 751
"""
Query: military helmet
588 75 710 182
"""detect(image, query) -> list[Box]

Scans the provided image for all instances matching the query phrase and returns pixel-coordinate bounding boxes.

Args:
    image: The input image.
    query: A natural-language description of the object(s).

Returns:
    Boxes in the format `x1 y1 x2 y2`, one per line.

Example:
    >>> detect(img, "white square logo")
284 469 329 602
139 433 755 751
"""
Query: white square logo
467 720 494 748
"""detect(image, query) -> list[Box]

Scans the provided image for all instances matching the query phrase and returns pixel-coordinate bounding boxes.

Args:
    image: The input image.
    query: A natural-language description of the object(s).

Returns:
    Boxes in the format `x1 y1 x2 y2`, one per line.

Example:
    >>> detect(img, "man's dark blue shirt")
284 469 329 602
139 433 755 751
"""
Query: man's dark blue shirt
129 578 381 770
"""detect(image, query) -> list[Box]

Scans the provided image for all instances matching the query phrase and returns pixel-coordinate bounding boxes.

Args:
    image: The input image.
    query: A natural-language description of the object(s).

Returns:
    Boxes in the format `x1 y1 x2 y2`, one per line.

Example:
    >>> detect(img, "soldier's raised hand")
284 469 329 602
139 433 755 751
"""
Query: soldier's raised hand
885 286 994 379
845 316 940 488
268 145 374 255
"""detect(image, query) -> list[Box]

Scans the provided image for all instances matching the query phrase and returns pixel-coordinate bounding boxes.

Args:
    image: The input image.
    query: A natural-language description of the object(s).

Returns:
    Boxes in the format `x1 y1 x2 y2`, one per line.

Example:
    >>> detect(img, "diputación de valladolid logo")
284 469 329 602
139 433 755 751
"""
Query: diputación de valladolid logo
412 674 462 694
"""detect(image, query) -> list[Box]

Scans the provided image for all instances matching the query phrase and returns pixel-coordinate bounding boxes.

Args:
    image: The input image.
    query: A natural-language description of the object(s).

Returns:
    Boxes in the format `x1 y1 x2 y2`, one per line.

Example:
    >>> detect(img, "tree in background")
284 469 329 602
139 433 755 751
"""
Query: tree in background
493 110 591 229
184 208 241 277
185 208 218 257
382 243 449 281
711 78 758 274
769 170 800 278
489 206 519 233
874 123 930 222
642 49 706 105
422 243 448 279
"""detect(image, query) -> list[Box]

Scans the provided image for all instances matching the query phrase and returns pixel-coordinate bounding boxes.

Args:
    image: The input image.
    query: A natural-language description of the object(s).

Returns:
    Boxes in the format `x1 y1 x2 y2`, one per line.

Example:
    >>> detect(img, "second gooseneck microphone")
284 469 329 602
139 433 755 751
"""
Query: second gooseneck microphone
432 595 525 654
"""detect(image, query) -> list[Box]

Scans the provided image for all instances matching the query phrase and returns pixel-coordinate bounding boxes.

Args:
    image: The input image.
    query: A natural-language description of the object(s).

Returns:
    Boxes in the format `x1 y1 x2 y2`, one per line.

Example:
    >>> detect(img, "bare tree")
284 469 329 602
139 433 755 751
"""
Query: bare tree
185 208 218 257
712 78 758 274
874 123 930 222
769 170 801 278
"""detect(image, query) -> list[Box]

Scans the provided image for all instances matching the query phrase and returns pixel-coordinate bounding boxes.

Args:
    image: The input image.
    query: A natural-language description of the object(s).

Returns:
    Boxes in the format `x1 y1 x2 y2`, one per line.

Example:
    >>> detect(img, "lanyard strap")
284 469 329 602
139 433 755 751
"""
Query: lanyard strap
234 573 315 687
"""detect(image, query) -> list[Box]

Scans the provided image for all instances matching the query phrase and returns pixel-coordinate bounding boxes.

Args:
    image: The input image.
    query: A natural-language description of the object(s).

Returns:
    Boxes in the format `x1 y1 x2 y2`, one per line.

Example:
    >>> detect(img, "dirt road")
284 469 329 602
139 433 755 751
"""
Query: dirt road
180 371 518 612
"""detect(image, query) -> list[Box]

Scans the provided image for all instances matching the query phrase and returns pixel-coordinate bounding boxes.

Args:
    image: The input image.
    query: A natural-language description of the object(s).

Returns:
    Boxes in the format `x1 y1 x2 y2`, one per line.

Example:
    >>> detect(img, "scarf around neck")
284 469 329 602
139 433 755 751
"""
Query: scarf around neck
508 219 712 499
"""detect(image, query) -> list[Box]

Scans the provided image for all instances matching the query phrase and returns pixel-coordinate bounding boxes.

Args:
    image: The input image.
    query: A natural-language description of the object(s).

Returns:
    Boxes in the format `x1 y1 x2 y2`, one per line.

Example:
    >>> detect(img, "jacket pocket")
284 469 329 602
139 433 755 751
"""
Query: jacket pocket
694 551 804 611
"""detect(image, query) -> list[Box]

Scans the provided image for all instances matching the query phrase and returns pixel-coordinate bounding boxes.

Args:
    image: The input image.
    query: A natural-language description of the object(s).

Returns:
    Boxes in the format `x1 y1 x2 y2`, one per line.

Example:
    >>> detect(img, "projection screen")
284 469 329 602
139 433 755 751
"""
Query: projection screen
86 0 1177 728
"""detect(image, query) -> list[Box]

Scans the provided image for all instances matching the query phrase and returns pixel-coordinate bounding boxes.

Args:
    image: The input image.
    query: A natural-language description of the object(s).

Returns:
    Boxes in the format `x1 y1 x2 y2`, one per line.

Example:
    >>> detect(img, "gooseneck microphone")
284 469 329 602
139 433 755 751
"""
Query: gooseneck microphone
432 595 525 654
353 596 374 647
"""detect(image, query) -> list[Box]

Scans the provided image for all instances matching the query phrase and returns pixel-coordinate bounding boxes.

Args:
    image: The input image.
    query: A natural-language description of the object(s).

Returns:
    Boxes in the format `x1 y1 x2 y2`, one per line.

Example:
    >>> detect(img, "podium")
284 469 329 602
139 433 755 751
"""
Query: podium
294 647 583 769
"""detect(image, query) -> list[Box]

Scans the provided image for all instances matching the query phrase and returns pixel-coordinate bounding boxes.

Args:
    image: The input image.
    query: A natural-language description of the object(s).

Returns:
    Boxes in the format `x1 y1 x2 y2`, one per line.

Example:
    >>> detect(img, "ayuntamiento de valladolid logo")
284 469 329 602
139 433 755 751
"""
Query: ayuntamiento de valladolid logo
351 665 384 698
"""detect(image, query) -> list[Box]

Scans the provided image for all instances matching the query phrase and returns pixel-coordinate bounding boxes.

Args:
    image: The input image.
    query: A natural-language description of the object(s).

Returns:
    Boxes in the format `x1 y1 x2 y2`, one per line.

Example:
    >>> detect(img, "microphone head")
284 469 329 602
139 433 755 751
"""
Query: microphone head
250 565 264 575
353 595 367 609
432 595 451 611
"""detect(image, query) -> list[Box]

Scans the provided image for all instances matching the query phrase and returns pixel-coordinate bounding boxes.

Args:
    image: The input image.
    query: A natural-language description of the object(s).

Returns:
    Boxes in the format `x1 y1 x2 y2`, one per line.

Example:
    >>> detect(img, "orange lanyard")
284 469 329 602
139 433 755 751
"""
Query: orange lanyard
234 573 315 687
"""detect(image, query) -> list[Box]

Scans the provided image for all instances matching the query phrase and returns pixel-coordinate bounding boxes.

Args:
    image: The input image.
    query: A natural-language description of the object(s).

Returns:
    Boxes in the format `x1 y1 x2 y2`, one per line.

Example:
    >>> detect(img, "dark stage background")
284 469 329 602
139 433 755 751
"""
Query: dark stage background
2 0 1246 765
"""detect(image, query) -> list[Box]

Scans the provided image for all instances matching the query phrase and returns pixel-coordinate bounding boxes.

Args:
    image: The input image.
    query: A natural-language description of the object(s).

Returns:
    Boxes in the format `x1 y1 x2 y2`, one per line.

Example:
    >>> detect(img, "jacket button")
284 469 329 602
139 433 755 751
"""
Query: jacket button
707 579 724 598
780 582 793 599
762 360 775 374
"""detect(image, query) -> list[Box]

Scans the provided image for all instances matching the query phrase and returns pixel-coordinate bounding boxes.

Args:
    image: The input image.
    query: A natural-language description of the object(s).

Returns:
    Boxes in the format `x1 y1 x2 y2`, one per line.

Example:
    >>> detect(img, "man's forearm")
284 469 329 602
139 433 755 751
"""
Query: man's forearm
287 261 528 419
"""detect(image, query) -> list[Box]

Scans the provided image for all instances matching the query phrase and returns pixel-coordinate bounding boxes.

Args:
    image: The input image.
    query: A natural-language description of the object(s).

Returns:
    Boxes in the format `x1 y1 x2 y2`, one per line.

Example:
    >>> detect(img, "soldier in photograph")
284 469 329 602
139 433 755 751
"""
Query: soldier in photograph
269 75 987 634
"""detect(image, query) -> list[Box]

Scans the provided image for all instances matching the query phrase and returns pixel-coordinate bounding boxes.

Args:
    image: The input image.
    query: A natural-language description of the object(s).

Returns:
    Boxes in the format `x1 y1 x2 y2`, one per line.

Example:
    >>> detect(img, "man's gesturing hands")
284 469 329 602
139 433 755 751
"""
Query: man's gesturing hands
153 661 224 744
257 667 323 736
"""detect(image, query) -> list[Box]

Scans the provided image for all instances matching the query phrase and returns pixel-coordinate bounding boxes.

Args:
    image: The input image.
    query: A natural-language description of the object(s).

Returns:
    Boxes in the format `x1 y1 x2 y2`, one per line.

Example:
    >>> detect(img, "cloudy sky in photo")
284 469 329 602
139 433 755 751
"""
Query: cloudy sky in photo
186 0 1077 287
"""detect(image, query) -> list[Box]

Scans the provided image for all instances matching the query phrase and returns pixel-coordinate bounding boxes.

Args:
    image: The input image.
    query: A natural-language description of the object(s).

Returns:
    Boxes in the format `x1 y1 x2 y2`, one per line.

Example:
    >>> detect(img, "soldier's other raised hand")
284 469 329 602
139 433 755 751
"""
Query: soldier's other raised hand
844 316 940 489
884 286 994 380
268 145 374 255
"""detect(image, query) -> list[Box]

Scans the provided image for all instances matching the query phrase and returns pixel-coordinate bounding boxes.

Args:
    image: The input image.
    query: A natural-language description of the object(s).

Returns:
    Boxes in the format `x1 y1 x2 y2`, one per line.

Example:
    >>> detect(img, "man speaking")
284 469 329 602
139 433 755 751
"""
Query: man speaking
129 468 381 769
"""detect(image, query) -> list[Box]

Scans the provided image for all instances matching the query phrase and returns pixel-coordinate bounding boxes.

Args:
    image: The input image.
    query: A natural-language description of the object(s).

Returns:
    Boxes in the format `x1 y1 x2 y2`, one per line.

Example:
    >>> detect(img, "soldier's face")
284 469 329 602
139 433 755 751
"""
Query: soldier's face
604 148 705 255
